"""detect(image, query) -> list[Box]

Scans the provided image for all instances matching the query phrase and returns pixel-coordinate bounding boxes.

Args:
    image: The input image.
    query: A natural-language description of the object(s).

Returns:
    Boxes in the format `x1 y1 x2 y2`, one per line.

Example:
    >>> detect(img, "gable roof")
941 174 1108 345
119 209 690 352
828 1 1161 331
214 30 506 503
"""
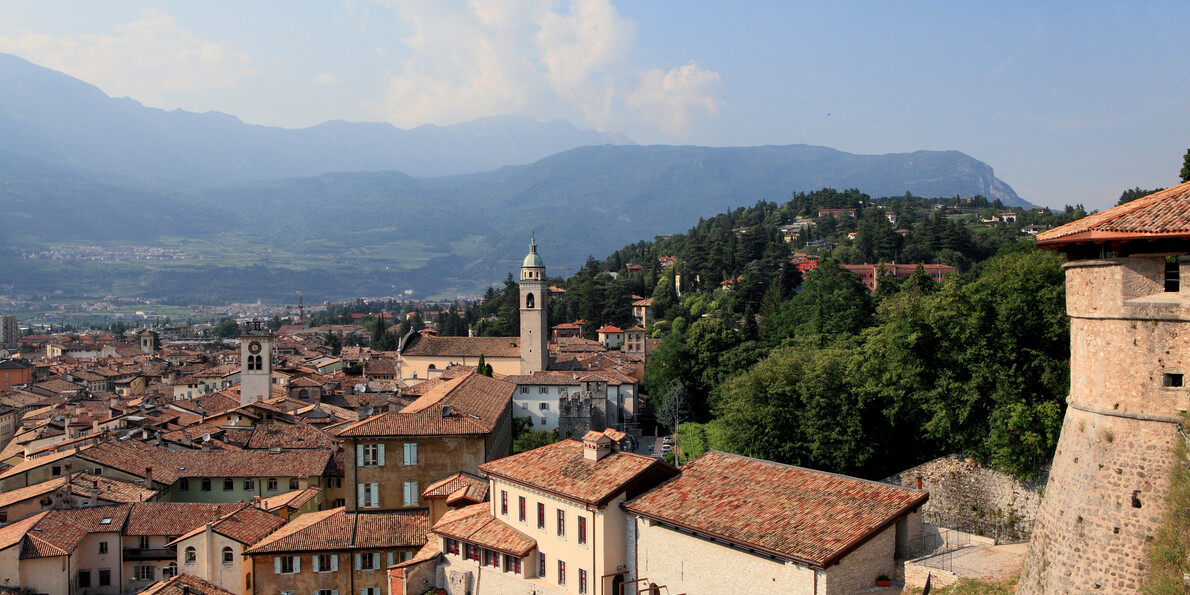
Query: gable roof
245 507 430 554
124 502 246 536
139 574 237 595
401 335 520 358
167 504 286 547
622 451 928 569
1037 180 1190 247
422 471 489 505
431 503 535 556
77 441 333 483
337 372 512 438
478 440 677 507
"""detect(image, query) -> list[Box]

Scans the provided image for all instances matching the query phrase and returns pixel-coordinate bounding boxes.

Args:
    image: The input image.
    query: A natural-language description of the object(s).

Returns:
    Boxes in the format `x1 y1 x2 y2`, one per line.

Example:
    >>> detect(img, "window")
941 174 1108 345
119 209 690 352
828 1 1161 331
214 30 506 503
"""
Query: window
298 389 309 400
222 546 234 564
162 562 177 578
201 478 212 491
578 516 587 545
357 552 379 570
245 573 250 589
185 546 197 564
518 496 526 522
526 293 535 308
403 442 418 465
290 478 299 490
0 511 6 523
521 387 529 394
224 478 234 491
537 502 545 529
403 481 419 506
99 541 108 554
539 402 550 411
98 569 111 586
558 560 566 586
501 490 508 515
1167 258 1180 293
360 443 383 466
359 483 379 508
466 544 480 562
445 539 460 555
135 565 154 581
580 568 588 594
138 536 150 549
315 590 335 595
179 478 189 491
314 553 337 572
362 589 381 595
93 468 103 476
244 478 254 491
557 508 565 538
539 387 548 394
538 552 546 577
78 570 91 588
505 555 521 575
483 549 494 567
276 555 298 574
1164 373 1184 388
52 465 61 476
268 478 278 491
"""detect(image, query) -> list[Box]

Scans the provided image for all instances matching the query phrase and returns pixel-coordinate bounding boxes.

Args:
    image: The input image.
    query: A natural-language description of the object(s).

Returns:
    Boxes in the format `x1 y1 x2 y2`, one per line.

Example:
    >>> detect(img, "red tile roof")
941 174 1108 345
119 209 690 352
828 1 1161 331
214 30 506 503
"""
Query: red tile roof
431 503 535 556
422 472 489 505
596 325 624 334
139 574 237 595
1037 180 1190 246
401 335 520 358
244 423 336 450
246 507 431 554
167 503 285 547
478 440 677 507
124 502 245 536
261 486 323 512
623 451 927 568
77 441 333 484
338 372 512 438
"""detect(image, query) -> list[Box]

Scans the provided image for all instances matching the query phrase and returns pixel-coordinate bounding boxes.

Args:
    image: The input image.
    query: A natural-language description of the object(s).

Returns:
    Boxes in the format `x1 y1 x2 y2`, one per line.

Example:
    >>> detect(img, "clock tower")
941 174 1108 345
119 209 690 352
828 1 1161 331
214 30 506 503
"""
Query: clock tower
519 237 549 374
239 321 275 405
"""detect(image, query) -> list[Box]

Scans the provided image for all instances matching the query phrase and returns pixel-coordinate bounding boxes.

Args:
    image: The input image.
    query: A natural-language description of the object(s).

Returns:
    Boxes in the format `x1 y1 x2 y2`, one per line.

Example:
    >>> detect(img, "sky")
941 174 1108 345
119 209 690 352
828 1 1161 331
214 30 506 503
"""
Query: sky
1 1 1187 210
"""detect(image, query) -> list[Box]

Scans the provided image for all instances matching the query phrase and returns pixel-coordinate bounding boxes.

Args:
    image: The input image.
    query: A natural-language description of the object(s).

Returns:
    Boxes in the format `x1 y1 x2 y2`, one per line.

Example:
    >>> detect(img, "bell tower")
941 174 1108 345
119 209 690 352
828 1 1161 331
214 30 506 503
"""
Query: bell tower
520 237 549 374
239 320 275 406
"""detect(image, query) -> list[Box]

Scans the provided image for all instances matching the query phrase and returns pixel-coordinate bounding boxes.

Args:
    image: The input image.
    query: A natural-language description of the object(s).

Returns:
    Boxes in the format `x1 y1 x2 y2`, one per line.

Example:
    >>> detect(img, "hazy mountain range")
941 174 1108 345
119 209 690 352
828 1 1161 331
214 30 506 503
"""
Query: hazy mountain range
0 52 1030 302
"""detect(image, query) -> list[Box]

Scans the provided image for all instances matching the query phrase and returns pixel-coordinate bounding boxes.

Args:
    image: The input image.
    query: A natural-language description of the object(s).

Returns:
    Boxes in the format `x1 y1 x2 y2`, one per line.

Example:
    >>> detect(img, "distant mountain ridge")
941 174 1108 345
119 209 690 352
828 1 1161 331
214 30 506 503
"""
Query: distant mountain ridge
0 52 1031 301
0 52 629 184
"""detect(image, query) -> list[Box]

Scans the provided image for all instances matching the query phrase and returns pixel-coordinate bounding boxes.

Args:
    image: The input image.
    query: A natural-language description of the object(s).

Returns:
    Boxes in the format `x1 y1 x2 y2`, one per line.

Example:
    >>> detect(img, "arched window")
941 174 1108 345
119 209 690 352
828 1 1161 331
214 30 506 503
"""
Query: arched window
526 293 535 309
427 364 436 371
298 389 309 400
222 546 234 564
246 356 255 371
164 562 177 578
185 546 197 564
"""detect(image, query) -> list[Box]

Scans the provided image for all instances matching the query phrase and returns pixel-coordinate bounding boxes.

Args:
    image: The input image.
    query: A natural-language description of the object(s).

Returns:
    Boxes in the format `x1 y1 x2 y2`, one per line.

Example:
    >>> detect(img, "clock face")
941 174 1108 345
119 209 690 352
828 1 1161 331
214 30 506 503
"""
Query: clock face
248 341 262 354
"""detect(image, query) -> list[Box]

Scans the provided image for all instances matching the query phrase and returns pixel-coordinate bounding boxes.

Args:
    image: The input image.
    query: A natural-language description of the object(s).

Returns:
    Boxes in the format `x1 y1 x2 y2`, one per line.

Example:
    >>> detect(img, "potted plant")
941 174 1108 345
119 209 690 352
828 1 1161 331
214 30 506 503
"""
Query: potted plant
875 574 892 588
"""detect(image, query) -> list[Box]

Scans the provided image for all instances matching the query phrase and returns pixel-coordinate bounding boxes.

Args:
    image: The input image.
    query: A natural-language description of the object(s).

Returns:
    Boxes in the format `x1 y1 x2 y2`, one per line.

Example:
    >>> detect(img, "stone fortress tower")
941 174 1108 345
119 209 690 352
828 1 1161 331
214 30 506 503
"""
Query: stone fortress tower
238 320 275 405
519 237 549 374
1020 183 1190 593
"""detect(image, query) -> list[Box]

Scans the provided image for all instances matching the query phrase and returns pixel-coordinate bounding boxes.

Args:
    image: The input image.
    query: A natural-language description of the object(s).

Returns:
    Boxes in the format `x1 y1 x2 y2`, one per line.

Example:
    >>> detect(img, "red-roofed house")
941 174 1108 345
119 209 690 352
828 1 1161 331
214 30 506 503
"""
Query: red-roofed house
623 451 927 594
594 325 624 349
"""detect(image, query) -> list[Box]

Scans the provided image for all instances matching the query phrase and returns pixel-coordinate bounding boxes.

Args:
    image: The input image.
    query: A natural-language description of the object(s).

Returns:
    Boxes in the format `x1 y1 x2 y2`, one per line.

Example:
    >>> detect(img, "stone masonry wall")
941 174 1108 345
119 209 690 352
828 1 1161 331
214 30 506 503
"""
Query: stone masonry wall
885 455 1047 543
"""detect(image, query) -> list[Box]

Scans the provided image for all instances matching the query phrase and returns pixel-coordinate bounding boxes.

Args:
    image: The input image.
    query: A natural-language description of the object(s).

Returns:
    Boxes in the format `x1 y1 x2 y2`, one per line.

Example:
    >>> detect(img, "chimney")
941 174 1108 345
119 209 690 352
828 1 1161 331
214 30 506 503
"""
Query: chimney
182 434 192 447
89 480 98 507
251 496 262 509
145 466 153 488
915 475 923 490
582 432 611 462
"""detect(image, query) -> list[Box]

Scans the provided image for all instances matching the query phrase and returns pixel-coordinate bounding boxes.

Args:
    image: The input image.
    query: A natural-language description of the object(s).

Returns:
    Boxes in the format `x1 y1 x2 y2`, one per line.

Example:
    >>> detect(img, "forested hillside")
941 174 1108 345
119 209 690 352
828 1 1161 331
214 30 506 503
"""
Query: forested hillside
468 189 1088 479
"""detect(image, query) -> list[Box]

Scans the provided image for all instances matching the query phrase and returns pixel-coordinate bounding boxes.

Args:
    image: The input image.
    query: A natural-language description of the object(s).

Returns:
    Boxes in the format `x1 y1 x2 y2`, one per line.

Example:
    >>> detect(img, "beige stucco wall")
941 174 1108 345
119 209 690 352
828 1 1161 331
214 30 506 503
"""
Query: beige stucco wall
0 544 21 590
176 529 247 594
436 554 564 595
77 531 123 595
401 354 521 381
21 554 74 595
161 475 314 503
628 515 822 595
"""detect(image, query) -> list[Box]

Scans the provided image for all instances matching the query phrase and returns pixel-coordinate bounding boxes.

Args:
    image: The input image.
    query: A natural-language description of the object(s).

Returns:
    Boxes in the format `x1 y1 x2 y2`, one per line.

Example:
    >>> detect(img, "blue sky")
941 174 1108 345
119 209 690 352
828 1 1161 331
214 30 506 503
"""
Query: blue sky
1 1 1187 210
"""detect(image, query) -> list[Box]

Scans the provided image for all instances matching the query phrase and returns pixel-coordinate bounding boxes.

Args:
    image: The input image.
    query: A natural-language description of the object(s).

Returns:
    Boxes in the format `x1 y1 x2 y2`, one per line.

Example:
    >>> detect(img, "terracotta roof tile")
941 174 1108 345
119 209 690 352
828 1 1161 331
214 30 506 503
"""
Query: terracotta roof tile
124 502 245 536
167 504 285 547
623 451 928 568
1038 180 1190 245
479 440 677 506
431 503 535 556
246 507 430 553
245 423 336 449
261 486 324 512
338 373 512 438
77 441 332 484
139 574 237 595
423 472 489 504
402 335 520 358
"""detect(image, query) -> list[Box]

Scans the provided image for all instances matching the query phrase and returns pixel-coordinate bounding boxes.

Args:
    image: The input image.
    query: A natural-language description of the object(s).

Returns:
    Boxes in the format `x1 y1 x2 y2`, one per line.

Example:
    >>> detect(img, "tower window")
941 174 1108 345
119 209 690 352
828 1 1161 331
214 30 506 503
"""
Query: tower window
1166 258 1180 293
526 293 535 309
1163 373 1183 387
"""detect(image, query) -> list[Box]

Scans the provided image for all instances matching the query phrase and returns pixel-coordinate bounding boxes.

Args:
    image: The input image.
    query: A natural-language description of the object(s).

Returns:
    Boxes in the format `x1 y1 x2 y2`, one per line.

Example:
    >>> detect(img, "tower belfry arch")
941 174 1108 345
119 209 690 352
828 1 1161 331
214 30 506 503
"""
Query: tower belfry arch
519 237 549 374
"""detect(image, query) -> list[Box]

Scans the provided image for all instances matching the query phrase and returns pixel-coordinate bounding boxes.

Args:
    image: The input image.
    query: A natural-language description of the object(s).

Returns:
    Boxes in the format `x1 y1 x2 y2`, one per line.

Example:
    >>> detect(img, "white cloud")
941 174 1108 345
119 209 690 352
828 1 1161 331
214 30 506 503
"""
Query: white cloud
314 71 342 84
373 0 719 136
627 62 723 137
0 8 259 106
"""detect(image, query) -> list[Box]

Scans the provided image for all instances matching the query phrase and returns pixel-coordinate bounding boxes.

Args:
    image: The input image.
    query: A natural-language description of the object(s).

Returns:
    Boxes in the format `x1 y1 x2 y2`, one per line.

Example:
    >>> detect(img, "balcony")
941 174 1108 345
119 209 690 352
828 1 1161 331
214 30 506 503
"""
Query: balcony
123 547 176 561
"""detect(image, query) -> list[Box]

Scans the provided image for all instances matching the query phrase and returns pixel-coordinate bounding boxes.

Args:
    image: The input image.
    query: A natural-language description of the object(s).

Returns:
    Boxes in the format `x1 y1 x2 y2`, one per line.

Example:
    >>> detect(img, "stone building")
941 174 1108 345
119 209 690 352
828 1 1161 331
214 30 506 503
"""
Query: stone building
556 376 609 440
1020 182 1190 593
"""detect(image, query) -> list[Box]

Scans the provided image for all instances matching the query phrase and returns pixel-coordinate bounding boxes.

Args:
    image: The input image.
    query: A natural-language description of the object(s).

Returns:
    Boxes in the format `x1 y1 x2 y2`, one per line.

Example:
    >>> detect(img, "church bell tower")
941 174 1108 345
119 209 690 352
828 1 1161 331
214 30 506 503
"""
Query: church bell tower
239 320 275 405
520 238 549 374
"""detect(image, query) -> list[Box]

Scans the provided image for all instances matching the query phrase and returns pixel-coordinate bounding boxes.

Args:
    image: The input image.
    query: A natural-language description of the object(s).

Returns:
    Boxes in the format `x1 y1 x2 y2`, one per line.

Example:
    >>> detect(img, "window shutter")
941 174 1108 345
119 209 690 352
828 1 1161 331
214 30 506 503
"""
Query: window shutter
370 483 379 507
356 444 364 467
411 442 417 465
372 553 380 569
294 556 300 573
387 552 394 567
275 557 281 574
355 553 362 570
357 483 365 507
331 555 339 571
377 444 385 466
411 482 418 505
312 555 320 573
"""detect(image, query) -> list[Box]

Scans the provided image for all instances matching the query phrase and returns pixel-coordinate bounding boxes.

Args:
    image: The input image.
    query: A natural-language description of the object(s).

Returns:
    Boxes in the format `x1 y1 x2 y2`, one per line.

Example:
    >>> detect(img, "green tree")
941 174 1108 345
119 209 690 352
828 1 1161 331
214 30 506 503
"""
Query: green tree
1182 149 1190 182
212 317 239 339
657 382 692 433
